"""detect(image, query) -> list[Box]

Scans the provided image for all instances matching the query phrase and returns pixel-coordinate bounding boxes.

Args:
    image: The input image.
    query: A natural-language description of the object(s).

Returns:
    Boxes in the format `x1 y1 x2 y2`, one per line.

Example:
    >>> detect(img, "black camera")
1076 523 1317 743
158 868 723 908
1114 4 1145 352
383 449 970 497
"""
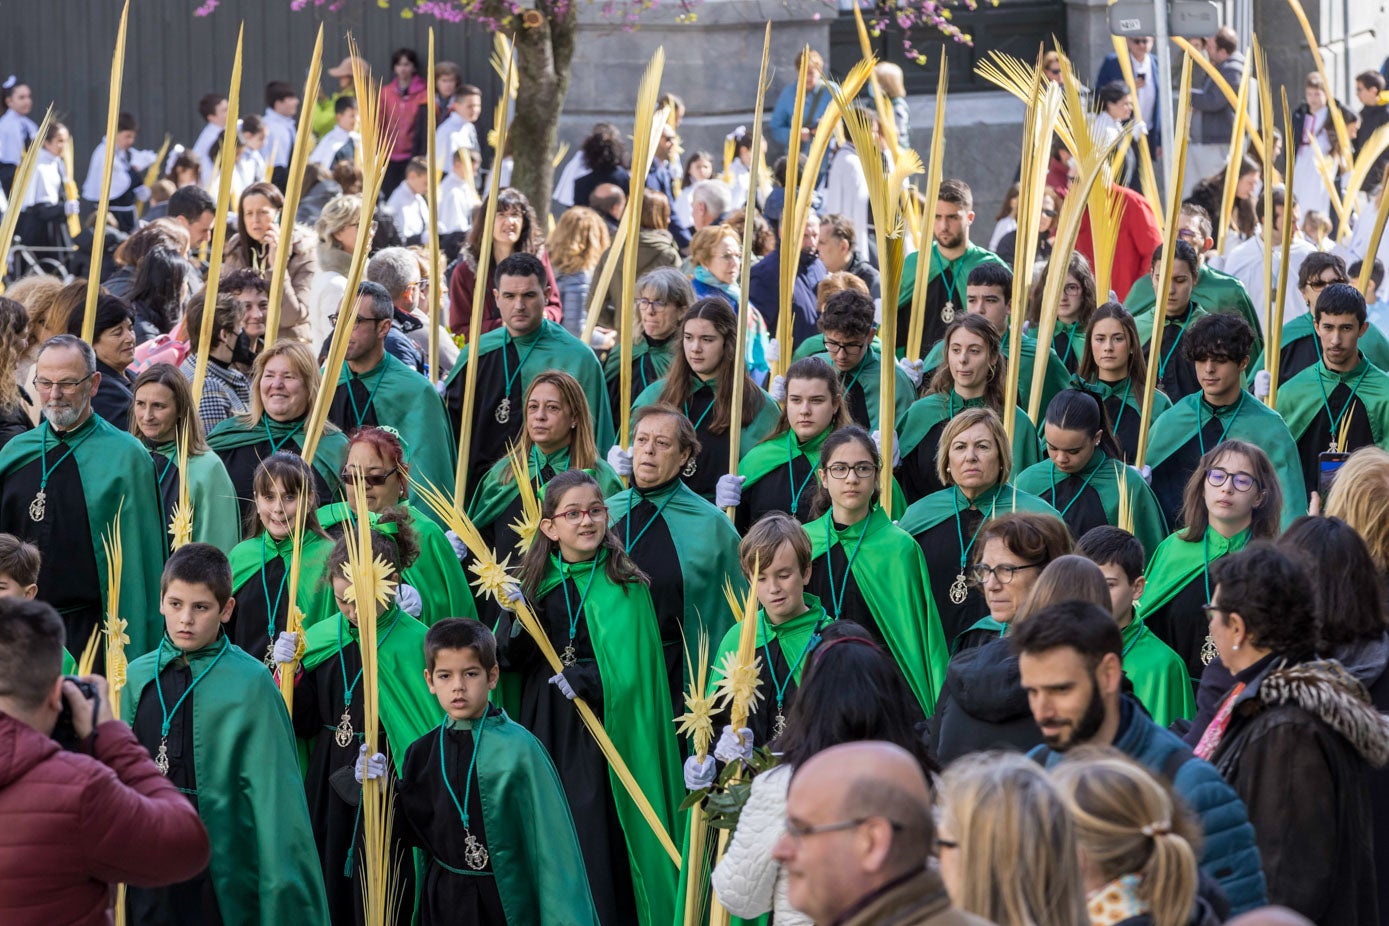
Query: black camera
53 676 99 751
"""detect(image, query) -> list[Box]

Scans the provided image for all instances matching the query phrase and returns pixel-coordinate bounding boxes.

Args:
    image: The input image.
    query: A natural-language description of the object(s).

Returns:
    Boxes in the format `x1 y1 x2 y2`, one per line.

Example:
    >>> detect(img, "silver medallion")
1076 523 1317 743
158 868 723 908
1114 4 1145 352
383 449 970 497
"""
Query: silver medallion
561 643 577 667
464 831 490 870
494 397 511 424
941 300 956 324
335 710 355 748
1200 634 1218 666
773 708 788 738
28 490 45 522
948 573 969 606
155 738 170 776
681 458 697 478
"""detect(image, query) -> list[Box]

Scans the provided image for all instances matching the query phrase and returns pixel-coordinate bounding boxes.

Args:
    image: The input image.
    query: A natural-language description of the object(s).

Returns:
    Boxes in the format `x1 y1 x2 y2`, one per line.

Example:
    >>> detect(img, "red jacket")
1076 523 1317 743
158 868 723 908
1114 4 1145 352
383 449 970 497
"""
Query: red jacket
1076 183 1164 302
380 76 428 163
448 250 566 341
0 713 211 925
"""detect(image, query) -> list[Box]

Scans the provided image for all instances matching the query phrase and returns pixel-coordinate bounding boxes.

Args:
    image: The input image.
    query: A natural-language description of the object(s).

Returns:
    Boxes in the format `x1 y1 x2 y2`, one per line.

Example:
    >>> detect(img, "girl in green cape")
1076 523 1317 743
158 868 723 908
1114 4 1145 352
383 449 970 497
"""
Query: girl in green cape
277 507 439 926
225 453 336 666
1132 240 1209 403
895 314 1040 504
1137 439 1283 688
629 297 780 502
1026 251 1097 375
1078 302 1172 464
733 357 851 531
318 426 477 624
803 426 949 713
505 469 682 926
471 371 622 565
130 363 242 553
603 267 691 423
1015 388 1169 558
897 407 1060 650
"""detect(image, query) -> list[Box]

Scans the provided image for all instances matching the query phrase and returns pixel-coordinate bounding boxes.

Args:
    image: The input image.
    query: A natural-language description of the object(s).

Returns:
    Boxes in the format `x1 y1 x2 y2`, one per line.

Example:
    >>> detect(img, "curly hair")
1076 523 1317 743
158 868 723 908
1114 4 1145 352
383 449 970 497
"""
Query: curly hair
0 298 28 411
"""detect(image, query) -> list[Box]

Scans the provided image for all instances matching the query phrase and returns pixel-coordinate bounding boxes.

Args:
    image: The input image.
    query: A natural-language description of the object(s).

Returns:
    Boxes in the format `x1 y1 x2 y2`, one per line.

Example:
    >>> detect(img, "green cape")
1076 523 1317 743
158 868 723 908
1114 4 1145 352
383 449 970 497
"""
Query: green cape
1136 526 1251 619
332 352 458 528
1133 302 1210 359
302 608 440 774
605 477 744 669
206 414 349 501
738 426 908 514
155 442 241 553
805 506 948 712
1145 391 1308 528
897 482 1062 537
897 392 1041 474
896 242 1007 315
1121 616 1195 727
922 333 1070 429
316 502 478 624
1051 319 1088 371
604 334 676 403
0 414 167 655
1248 311 1389 381
227 529 338 632
1125 264 1264 359
442 319 616 452
631 378 782 461
709 593 830 695
1090 376 1173 444
1013 451 1169 559
814 349 915 432
1275 355 1389 447
123 635 329 924
536 553 683 926
469 445 624 540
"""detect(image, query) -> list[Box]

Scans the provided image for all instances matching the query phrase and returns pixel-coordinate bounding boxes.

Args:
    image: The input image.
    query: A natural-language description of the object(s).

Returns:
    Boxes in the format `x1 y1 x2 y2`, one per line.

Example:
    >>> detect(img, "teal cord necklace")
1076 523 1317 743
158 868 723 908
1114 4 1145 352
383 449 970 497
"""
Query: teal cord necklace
1315 360 1370 452
1196 392 1246 456
949 487 998 605
786 432 819 516
262 417 301 455
623 487 676 552
824 512 872 620
759 604 825 737
438 718 491 870
557 555 601 667
1048 452 1105 519
343 363 390 430
153 635 231 775
258 536 290 667
496 328 545 424
30 421 96 521
333 613 403 747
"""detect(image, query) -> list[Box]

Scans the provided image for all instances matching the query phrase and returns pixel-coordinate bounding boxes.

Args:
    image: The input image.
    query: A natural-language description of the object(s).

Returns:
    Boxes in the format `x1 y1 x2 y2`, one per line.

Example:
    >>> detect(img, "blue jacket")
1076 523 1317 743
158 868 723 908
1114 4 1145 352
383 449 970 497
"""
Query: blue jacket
1096 52 1161 145
747 247 826 351
1031 696 1267 915
768 80 838 147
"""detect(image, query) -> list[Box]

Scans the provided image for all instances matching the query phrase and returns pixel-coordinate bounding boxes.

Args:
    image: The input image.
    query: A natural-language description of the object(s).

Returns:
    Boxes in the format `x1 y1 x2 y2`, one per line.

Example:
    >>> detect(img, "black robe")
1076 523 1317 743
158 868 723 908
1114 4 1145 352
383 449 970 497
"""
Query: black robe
1032 473 1110 551
1155 318 1201 403
737 455 819 533
217 435 336 532
896 419 949 504
682 384 726 500
912 511 988 651
444 342 520 507
327 374 382 435
93 360 134 432
1293 381 1376 497
225 556 289 668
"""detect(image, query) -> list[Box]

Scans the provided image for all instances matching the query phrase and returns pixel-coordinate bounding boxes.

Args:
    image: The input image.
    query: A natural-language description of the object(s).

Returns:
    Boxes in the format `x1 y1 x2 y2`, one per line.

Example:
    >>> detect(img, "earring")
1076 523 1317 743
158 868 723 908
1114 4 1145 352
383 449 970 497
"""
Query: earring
1232 643 1240 651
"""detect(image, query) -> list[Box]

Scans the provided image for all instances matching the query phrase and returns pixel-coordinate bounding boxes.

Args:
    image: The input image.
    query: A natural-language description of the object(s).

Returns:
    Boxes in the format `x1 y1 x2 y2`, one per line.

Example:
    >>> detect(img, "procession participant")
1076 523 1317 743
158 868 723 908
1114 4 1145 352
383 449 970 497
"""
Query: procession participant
1026 252 1097 375
130 363 240 553
66 293 136 432
895 315 1041 503
15 122 78 252
504 469 682 926
444 252 614 500
796 289 914 432
1253 254 1389 384
897 407 1059 649
602 267 691 421
1138 440 1283 686
80 111 157 232
1134 240 1209 402
0 79 38 193
0 335 165 656
803 426 948 713
1015 388 1168 558
207 339 349 528
1079 302 1172 463
123 543 328 923
630 298 779 502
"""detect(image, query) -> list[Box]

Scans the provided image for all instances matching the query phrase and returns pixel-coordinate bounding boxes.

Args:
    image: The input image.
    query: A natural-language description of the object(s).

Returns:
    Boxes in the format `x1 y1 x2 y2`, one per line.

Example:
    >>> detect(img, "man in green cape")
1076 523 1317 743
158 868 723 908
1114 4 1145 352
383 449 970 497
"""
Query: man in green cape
325 282 457 527
1145 314 1306 530
123 543 328 924
801 289 915 432
443 253 615 501
0 336 166 657
895 179 1007 357
1132 241 1210 402
1275 283 1389 496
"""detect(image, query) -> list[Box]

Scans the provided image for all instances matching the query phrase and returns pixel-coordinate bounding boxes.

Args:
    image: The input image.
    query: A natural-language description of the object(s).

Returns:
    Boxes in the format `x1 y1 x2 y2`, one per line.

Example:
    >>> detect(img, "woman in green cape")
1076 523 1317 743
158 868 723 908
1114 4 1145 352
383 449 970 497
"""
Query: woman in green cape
129 363 241 553
505 469 682 926
1137 439 1283 688
803 426 949 714
1078 302 1172 464
895 314 1040 504
603 267 691 423
1027 251 1097 374
225 453 336 666
471 371 622 565
1015 388 1168 558
629 297 780 502
317 426 476 625
897 407 1060 650
278 509 439 926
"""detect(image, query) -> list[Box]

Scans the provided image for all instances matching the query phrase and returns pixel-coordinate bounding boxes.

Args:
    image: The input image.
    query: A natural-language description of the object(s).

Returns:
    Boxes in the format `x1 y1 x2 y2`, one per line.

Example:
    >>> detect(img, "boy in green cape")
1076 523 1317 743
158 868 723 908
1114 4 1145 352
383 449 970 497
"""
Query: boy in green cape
794 289 915 433
358 618 599 926
1132 240 1210 403
123 543 328 925
1077 526 1194 726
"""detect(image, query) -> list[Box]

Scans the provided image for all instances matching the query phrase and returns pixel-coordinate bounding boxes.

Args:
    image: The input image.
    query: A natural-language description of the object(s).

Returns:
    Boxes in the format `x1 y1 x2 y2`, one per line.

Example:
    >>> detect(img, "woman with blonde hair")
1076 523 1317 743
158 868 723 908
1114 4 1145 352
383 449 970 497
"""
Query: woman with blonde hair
936 750 1089 926
547 205 610 335
688 222 772 378
309 193 364 345
0 298 34 446
1324 445 1389 577
6 274 63 416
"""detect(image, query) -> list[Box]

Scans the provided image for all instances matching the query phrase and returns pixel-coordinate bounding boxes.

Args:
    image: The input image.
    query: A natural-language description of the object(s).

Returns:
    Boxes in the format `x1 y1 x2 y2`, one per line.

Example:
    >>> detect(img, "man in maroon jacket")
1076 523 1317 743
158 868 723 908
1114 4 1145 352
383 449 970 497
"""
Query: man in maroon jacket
0 598 210 925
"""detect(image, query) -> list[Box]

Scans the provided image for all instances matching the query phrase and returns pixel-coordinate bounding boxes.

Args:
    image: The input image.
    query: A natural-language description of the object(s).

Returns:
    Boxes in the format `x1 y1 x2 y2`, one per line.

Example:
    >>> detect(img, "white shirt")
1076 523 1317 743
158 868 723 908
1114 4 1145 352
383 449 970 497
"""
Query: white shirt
262 109 296 168
308 126 358 170
0 109 38 164
231 148 264 199
81 139 157 203
437 170 478 235
1223 233 1318 332
1130 55 1157 128
820 143 871 262
1292 107 1334 219
191 122 221 188
435 112 478 164
552 150 590 208
20 148 64 208
386 180 429 242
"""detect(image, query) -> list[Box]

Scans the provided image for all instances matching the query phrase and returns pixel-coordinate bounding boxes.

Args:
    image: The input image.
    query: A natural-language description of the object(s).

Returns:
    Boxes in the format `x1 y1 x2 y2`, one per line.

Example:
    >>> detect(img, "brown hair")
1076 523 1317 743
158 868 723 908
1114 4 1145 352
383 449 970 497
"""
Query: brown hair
739 510 812 577
129 363 209 454
632 403 702 461
518 469 648 595
816 270 869 312
0 534 40 587
5 275 63 348
501 371 600 484
975 512 1075 572
1179 439 1282 542
927 314 1006 412
233 181 285 270
641 189 671 232
1016 554 1109 623
772 356 852 439
689 223 740 270
183 289 244 355
657 298 766 436
1079 302 1148 385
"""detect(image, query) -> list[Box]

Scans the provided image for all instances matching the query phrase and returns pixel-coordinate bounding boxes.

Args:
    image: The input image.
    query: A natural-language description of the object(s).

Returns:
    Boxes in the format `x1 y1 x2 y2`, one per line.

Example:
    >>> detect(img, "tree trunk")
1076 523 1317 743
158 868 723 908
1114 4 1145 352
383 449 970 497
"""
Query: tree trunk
508 1 577 214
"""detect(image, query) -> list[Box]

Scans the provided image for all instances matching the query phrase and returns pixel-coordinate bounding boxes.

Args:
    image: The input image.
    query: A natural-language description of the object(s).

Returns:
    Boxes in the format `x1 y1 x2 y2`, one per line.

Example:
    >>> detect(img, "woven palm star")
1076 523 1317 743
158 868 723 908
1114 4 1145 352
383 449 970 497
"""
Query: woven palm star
676 689 718 758
340 554 400 612
168 500 194 550
714 649 764 717
468 556 517 604
507 511 540 553
103 615 130 690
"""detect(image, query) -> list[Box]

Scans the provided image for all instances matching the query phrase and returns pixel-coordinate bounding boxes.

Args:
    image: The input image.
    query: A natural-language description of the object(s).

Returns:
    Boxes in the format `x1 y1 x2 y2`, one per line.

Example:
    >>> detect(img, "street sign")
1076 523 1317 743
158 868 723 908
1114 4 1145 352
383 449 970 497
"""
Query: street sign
1109 0 1220 38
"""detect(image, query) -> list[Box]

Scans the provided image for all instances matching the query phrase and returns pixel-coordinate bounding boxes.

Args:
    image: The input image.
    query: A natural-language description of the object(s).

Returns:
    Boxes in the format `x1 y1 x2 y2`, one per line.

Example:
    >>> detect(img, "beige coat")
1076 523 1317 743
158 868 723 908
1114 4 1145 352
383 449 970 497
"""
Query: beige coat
222 224 319 343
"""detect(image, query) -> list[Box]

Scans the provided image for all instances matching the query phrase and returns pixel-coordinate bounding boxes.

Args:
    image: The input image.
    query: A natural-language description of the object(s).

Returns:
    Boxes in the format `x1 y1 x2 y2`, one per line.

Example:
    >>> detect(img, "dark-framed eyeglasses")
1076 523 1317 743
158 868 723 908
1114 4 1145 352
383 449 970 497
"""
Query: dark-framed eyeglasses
824 461 877 480
1201 602 1229 621
969 562 1041 585
822 336 866 356
339 466 399 488
33 373 93 394
1206 468 1258 492
327 312 389 328
550 504 608 525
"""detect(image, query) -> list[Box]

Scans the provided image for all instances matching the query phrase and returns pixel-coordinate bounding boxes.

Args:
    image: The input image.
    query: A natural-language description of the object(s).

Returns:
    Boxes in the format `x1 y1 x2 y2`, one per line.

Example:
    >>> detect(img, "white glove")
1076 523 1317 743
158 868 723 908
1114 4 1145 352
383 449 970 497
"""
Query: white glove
715 473 745 508
354 743 388 783
63 199 81 217
499 581 524 613
769 374 787 402
133 185 151 203
395 584 423 619
1141 465 1152 485
872 429 901 469
765 337 781 364
271 631 299 665
713 724 755 764
445 529 468 562
606 444 633 477
1253 369 1271 400
435 378 448 397
684 754 717 790
896 357 924 388
548 672 577 700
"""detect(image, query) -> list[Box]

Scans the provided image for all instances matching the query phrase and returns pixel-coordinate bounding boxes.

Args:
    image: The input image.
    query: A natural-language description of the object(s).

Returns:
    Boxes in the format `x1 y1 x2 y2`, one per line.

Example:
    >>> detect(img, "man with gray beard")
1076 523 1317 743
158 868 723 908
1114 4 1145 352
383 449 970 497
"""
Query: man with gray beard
0 335 166 661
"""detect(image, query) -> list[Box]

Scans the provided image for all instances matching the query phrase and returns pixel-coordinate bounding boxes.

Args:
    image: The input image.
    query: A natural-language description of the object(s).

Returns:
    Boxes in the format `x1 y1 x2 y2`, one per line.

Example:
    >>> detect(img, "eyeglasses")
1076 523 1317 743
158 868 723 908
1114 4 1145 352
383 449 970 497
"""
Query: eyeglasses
1206 468 1258 492
636 298 671 311
1200 602 1229 621
328 313 389 327
1041 208 1058 218
1307 276 1347 291
33 374 93 394
783 816 903 843
824 461 877 479
1063 282 1082 295
550 504 608 525
969 562 1041 585
822 337 866 356
339 466 399 487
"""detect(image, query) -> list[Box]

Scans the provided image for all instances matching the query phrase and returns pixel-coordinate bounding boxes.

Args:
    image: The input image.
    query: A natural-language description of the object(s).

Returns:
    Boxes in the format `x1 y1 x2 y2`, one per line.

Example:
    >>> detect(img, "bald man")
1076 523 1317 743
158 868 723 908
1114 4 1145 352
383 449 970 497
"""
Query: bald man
1226 908 1315 926
772 742 987 926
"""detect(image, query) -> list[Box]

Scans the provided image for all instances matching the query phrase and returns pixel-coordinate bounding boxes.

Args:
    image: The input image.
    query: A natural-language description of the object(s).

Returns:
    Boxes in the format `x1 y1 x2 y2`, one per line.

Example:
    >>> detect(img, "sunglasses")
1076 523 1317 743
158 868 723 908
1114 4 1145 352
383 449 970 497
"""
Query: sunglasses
339 466 399 487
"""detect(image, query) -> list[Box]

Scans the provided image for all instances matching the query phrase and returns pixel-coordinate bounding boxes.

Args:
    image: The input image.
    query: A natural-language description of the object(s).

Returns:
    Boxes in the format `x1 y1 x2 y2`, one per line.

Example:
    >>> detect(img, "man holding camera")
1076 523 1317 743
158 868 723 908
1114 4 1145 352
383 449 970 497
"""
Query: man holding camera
0 598 209 924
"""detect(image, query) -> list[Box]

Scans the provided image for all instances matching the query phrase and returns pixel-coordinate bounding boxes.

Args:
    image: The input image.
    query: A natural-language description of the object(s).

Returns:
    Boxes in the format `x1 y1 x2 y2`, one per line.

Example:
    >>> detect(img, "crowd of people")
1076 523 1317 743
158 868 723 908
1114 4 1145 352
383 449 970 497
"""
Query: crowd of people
0 28 1388 926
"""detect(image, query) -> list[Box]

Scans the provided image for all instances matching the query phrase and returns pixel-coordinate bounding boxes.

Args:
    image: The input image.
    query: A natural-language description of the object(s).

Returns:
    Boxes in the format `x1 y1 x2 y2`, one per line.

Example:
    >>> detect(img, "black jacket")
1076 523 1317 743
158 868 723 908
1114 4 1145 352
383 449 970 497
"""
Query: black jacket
927 636 1041 764
1210 656 1389 926
92 361 133 433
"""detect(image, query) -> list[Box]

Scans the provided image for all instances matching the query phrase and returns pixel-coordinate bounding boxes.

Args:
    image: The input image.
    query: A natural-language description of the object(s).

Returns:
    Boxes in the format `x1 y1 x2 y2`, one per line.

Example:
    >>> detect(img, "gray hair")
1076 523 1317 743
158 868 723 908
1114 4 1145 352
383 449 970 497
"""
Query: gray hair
690 179 734 220
355 281 394 320
37 334 96 375
366 247 421 301
315 194 363 250
637 267 695 310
